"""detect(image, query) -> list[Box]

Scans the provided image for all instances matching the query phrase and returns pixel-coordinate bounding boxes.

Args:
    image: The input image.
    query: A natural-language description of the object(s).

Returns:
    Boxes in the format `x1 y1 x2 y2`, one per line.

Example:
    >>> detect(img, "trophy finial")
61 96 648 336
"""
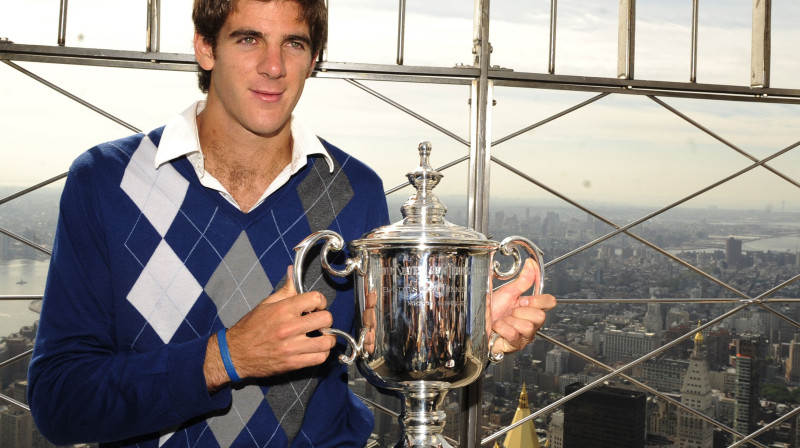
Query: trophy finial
402 141 447 223
418 141 432 164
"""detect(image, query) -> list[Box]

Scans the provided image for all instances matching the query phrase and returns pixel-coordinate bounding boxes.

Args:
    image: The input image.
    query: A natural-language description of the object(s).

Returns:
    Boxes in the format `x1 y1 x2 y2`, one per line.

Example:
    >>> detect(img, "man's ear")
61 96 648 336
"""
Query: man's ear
194 32 215 71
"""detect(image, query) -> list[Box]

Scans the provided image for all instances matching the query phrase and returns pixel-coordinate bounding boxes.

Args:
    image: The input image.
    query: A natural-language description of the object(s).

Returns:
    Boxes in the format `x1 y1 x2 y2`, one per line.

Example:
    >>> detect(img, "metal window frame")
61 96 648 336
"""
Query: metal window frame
2 0 800 446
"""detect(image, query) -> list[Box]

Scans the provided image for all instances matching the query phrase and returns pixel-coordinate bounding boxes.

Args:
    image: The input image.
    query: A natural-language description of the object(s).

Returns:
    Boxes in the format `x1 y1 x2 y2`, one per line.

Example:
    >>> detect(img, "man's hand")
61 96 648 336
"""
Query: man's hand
204 266 336 390
490 258 556 356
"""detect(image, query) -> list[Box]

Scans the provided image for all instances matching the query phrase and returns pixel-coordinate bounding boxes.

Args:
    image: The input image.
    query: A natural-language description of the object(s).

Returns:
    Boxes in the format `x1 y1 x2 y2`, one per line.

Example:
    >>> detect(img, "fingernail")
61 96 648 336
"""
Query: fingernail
520 298 530 306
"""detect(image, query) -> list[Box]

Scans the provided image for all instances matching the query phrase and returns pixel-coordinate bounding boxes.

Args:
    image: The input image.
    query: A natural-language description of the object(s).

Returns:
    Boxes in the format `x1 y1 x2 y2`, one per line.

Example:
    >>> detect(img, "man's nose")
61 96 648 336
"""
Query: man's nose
258 45 286 78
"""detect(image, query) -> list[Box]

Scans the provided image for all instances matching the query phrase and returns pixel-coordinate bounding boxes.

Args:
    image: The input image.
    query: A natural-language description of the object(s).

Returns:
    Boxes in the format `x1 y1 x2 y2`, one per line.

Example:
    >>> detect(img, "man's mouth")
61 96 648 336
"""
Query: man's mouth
252 89 282 103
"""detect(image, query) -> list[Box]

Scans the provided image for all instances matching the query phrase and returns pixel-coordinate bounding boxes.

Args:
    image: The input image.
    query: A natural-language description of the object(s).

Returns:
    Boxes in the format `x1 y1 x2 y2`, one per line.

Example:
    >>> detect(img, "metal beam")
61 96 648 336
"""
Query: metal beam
462 1 493 446
4 43 800 103
751 0 771 88
617 0 636 79
57 0 68 46
690 0 699 82
147 0 161 53
397 0 407 65
548 0 557 74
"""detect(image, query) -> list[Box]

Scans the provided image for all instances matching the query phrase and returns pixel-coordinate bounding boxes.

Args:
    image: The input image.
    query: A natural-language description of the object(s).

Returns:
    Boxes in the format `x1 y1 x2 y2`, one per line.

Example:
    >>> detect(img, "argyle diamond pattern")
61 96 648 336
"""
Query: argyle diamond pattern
120 137 189 237
127 240 203 343
206 232 272 328
117 142 360 446
208 386 265 448
121 136 200 343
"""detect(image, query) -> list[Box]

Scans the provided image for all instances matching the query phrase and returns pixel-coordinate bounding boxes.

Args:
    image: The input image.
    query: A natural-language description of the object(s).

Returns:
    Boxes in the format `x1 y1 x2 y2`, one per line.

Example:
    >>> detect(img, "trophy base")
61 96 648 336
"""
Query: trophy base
392 382 454 448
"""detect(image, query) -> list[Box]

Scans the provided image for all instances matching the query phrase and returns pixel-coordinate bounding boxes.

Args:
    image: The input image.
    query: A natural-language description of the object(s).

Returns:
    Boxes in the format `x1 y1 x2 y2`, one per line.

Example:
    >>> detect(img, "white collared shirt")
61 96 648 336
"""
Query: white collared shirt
155 100 334 212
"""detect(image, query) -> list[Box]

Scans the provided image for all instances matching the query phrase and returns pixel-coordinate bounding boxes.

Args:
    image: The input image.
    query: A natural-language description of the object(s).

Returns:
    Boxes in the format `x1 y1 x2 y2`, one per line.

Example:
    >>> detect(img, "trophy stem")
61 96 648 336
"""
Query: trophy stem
395 382 454 448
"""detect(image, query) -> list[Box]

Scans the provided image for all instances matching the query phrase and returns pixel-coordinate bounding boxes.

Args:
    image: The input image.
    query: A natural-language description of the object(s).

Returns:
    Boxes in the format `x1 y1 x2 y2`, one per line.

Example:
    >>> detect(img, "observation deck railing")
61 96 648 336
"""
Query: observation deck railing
1 1 799 447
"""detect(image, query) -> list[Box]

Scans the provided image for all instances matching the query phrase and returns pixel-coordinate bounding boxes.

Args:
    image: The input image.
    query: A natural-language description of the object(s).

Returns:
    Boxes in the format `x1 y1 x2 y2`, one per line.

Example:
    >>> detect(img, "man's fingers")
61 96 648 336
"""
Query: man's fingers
493 259 540 317
505 259 538 294
525 293 557 311
491 310 548 355
490 319 528 355
265 266 298 303
511 303 549 327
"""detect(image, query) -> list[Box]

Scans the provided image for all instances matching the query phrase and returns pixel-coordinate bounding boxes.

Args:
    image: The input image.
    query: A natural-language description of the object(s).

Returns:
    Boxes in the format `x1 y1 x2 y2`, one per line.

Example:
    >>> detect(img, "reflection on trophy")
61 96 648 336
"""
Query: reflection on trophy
294 141 544 448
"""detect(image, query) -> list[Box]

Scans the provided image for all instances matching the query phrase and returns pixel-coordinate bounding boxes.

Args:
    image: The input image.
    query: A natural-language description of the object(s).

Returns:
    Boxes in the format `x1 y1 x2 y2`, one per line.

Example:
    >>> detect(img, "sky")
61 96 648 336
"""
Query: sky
1 0 799 212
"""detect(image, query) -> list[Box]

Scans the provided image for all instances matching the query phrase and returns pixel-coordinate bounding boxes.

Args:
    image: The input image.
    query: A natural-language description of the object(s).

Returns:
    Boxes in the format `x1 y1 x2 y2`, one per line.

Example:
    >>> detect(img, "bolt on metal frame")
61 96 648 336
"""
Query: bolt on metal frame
2 0 800 446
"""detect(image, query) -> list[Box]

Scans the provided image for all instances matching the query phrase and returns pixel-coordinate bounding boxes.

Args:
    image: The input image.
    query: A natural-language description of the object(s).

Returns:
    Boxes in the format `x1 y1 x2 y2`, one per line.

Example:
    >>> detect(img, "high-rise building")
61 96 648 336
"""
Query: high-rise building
726 237 742 268
643 301 663 336
0 380 53 448
786 334 800 384
542 212 561 237
563 382 646 448
0 335 30 387
639 358 688 394
666 307 691 328
548 411 564 448
502 384 540 448
0 405 34 448
22 228 37 260
489 351 517 384
1 234 11 260
545 347 568 376
734 334 762 440
677 323 714 447
603 328 659 363
648 397 678 441
495 211 506 230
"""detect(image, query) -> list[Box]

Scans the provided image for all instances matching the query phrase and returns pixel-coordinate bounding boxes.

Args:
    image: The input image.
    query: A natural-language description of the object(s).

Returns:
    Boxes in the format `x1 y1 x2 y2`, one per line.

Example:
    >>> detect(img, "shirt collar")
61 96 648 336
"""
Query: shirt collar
154 100 334 175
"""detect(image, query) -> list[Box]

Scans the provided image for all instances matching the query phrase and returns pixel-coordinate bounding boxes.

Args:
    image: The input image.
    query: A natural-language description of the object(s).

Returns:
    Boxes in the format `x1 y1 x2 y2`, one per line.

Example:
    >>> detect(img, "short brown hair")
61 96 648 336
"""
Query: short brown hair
192 0 327 93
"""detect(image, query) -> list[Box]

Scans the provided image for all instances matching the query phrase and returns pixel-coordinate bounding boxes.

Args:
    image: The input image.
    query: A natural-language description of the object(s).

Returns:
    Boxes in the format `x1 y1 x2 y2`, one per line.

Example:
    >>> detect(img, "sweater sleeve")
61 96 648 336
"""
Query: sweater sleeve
27 155 231 446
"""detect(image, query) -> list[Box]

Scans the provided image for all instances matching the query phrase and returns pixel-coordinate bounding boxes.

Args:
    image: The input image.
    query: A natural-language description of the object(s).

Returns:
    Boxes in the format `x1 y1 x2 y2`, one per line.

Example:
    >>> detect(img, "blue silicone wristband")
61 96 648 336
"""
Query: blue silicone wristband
217 328 241 383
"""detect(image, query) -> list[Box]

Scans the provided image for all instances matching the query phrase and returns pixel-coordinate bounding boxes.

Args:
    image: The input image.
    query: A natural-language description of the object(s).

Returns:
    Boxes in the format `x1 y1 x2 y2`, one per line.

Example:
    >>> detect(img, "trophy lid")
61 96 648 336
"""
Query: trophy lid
351 141 497 248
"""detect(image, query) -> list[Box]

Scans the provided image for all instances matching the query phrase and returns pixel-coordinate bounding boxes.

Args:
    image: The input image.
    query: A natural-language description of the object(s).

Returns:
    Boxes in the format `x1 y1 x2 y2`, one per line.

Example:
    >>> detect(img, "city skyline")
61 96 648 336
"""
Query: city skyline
2 178 800 446
2 2 800 447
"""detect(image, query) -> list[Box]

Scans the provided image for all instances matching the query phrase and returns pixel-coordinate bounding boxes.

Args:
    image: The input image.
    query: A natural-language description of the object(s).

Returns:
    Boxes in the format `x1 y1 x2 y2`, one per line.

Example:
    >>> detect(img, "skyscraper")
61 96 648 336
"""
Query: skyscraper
725 237 742 268
786 334 800 384
677 323 714 447
563 382 646 448
643 300 663 336
548 411 564 448
734 334 762 440
545 347 568 376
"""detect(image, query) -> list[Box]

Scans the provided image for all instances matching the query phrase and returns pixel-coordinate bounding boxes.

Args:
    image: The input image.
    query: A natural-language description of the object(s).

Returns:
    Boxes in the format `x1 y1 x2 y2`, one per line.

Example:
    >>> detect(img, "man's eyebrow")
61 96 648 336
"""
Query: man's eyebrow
285 33 312 46
227 29 311 47
228 28 264 40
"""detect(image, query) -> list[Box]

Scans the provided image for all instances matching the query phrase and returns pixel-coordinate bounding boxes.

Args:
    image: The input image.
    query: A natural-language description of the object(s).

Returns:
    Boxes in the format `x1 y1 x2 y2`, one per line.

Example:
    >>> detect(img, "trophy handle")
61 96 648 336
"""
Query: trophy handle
492 236 545 295
293 230 365 365
489 236 546 364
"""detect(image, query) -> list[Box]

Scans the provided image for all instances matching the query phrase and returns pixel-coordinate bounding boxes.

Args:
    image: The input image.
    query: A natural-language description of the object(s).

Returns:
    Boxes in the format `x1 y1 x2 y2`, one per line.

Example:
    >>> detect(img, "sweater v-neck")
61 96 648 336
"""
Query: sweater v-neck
171 154 319 229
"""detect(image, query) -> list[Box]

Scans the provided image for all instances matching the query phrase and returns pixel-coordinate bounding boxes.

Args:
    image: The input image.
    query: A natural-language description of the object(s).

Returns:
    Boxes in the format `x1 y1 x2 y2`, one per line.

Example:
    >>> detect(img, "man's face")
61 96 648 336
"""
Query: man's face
195 0 316 138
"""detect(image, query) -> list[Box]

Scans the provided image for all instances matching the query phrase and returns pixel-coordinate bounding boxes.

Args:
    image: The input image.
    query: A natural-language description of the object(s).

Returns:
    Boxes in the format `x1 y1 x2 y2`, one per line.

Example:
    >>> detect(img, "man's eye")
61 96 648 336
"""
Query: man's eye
289 41 305 50
240 37 257 45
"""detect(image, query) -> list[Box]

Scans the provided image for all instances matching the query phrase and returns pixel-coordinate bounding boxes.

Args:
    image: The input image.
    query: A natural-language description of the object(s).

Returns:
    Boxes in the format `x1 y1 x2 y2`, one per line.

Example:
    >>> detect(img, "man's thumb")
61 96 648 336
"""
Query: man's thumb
265 265 298 303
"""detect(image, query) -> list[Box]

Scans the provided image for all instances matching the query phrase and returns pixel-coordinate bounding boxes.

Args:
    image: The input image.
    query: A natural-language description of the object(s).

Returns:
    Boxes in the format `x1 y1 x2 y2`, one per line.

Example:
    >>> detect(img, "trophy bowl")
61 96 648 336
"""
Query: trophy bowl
293 142 544 448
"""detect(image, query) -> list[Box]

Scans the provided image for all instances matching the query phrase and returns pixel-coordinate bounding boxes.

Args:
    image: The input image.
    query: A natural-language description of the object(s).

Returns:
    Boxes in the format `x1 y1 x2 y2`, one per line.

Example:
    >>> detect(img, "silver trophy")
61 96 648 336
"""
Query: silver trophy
293 141 544 448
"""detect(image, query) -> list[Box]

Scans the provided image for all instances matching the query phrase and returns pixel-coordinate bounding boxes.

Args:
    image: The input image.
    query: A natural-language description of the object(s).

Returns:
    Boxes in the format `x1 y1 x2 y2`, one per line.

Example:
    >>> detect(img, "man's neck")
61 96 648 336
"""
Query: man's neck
196 110 293 213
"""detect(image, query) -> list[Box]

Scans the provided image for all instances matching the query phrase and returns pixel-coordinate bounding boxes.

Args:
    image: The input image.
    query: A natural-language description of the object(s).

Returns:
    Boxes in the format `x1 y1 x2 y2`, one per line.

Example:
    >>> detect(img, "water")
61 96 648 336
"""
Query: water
669 235 800 255
0 259 49 337
743 235 800 253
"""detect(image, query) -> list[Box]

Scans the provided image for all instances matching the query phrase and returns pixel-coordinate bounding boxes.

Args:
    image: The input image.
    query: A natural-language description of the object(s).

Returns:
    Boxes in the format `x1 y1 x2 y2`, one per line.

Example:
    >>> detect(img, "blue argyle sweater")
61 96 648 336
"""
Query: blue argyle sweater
28 126 389 448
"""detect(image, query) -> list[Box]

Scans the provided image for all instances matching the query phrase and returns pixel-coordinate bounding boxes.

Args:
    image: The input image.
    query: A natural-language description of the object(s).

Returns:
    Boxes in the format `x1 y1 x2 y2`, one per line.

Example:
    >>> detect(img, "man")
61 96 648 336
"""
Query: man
27 1 556 447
